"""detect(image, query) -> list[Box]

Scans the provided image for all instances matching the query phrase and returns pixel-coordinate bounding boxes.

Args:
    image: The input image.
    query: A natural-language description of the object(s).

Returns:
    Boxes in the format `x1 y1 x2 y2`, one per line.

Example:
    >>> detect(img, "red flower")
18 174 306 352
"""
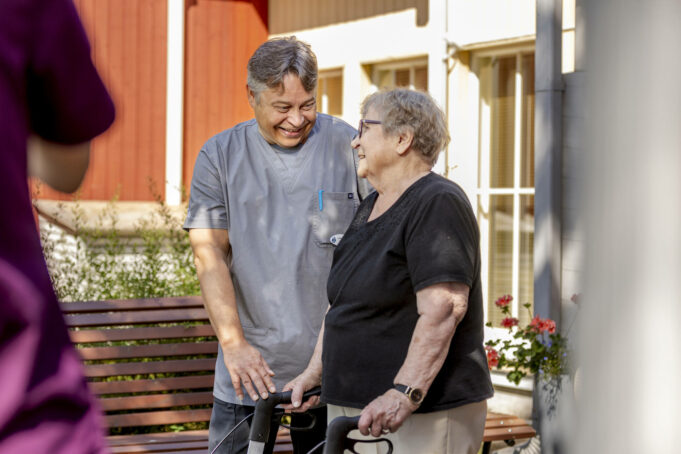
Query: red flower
544 319 556 334
529 315 557 334
501 317 519 328
485 346 499 368
529 315 543 333
495 294 513 308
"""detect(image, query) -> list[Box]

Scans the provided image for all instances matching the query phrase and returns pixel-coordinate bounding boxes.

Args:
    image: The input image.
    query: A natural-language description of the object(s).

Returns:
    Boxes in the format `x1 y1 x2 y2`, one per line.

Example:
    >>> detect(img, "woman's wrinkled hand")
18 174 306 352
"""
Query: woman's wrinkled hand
281 370 322 412
358 389 418 437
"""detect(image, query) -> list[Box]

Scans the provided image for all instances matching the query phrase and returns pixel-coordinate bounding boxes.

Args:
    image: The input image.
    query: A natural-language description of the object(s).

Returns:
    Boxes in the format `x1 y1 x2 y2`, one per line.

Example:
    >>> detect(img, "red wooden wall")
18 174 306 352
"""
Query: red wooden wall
183 0 268 191
36 0 168 201
33 0 268 202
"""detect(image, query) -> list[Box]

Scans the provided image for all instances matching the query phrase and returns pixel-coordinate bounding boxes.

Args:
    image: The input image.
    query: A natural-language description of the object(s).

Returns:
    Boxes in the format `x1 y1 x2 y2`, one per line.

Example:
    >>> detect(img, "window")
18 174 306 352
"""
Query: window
372 59 428 91
317 69 343 117
476 51 535 327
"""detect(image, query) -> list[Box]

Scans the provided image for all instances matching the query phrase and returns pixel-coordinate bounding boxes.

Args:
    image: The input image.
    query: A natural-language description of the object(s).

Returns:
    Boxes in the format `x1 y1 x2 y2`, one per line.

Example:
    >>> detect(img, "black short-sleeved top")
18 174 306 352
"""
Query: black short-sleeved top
321 173 493 413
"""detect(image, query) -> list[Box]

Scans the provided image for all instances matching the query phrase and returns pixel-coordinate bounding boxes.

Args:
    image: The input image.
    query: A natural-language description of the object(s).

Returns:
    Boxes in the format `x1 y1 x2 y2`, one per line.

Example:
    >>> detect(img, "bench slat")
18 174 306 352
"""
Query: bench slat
84 358 215 377
89 375 215 395
77 342 218 360
100 391 214 411
485 416 532 429
60 297 204 314
486 412 519 420
107 430 209 446
109 433 291 453
111 440 207 453
70 325 215 343
483 425 537 442
106 409 213 428
65 308 209 327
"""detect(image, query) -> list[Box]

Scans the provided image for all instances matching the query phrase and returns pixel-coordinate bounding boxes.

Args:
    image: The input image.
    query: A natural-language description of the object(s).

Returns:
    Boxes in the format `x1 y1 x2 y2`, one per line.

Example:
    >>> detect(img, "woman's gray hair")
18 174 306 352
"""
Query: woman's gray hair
247 37 318 100
361 89 450 166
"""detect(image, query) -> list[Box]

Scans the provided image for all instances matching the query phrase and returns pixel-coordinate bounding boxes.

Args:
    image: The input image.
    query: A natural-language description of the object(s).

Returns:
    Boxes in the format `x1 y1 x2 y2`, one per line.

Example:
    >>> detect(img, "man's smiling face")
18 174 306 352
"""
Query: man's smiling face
248 73 317 148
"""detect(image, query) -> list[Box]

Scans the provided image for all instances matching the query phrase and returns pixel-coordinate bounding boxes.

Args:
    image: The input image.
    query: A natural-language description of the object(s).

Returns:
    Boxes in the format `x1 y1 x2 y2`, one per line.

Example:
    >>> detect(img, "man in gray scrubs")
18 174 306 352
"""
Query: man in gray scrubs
184 37 369 454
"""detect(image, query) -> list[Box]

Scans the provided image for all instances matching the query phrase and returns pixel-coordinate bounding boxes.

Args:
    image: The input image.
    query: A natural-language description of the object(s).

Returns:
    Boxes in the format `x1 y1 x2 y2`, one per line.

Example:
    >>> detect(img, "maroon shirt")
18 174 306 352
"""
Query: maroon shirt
0 0 114 452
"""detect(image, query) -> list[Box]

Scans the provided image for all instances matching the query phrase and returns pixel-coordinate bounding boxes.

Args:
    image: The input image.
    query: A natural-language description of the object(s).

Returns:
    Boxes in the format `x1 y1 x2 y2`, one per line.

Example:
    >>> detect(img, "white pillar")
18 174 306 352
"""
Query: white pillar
534 0 563 448
165 0 185 206
534 0 563 328
428 0 447 175
572 1 681 452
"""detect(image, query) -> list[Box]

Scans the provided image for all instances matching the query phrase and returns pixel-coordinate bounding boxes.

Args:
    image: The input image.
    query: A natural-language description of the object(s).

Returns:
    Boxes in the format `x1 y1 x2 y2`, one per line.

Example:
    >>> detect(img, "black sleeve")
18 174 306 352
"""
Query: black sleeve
405 191 479 292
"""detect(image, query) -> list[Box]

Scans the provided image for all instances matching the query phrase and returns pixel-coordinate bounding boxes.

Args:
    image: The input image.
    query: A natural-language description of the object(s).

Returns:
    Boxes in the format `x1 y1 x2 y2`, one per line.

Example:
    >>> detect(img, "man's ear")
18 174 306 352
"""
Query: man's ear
395 129 414 156
247 85 257 108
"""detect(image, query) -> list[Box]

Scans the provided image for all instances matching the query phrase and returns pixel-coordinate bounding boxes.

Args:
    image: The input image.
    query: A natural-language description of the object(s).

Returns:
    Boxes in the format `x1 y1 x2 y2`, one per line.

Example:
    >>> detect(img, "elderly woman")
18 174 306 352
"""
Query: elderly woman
285 88 493 454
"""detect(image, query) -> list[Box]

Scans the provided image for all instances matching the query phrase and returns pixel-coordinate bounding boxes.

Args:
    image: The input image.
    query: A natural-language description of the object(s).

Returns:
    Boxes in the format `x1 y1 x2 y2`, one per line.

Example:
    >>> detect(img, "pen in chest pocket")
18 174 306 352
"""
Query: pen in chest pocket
318 189 324 211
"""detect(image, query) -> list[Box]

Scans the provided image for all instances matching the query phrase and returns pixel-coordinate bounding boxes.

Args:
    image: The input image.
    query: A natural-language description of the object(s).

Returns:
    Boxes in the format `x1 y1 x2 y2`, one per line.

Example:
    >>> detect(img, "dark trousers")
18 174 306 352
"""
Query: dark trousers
208 397 327 454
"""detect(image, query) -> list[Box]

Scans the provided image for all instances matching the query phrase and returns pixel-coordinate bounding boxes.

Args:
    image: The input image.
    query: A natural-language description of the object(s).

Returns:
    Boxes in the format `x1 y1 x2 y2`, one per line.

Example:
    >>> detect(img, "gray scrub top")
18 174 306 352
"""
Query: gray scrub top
184 113 369 405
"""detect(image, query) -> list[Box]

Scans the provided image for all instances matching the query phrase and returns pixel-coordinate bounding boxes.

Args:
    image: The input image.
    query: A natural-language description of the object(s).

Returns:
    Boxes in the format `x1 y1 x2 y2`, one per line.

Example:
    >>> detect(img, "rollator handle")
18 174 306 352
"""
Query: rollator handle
323 415 361 454
323 415 393 454
249 386 322 444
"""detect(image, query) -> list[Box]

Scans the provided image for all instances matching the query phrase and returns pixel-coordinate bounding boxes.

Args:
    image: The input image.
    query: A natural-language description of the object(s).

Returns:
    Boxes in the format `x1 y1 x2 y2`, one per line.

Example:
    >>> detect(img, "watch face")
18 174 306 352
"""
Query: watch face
409 388 424 404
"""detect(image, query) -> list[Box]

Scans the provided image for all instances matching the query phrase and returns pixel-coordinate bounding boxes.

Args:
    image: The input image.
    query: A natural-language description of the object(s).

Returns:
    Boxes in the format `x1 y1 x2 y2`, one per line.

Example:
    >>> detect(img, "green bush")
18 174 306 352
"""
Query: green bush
39 186 200 302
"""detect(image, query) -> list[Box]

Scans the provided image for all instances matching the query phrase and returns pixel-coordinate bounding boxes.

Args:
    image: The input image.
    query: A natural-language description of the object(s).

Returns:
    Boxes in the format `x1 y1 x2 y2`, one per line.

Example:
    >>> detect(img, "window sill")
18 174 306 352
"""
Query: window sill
490 369 534 393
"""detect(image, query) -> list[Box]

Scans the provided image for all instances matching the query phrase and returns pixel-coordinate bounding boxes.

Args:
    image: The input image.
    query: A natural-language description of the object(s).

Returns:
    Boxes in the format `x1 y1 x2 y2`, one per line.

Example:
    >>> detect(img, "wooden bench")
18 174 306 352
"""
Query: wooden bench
62 296 534 453
61 296 293 454
482 412 536 453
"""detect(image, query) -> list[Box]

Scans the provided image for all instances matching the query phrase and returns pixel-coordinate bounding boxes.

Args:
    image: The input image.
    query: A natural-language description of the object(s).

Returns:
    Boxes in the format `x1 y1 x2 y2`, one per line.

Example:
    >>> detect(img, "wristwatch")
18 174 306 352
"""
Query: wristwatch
393 384 425 406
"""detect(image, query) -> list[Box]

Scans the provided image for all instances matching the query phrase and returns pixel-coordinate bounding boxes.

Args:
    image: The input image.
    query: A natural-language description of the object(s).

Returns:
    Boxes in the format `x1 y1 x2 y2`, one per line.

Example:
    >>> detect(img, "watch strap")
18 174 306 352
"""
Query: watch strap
393 384 424 405
393 384 410 394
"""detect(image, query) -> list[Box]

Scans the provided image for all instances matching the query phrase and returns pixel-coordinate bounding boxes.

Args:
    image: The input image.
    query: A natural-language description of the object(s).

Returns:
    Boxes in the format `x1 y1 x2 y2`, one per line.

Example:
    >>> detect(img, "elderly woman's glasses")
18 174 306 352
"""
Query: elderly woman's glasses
357 119 382 138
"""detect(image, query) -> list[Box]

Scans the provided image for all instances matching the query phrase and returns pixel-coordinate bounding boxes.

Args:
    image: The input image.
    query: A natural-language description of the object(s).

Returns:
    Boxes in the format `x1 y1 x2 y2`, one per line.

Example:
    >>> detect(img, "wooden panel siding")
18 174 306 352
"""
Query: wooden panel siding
183 0 268 194
34 0 168 202
269 0 429 34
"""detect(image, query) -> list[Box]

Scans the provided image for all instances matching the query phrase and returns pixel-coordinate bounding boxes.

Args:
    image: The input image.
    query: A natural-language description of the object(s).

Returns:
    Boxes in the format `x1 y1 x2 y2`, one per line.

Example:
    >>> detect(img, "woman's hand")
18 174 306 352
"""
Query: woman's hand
281 370 322 412
358 389 418 437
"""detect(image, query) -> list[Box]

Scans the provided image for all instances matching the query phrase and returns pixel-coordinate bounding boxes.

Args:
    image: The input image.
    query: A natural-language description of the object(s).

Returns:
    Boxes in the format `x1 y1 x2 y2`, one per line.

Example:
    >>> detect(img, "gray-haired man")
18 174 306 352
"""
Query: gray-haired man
184 37 369 454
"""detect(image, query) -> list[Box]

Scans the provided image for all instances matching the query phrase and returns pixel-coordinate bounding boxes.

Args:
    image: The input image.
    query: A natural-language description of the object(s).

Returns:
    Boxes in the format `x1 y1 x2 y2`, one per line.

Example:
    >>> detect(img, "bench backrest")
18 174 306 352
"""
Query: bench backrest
61 296 216 432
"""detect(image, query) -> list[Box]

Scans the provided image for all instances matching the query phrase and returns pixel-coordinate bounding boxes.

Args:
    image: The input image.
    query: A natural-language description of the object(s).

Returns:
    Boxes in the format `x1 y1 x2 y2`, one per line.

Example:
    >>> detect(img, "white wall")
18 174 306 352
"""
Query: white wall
448 0 536 46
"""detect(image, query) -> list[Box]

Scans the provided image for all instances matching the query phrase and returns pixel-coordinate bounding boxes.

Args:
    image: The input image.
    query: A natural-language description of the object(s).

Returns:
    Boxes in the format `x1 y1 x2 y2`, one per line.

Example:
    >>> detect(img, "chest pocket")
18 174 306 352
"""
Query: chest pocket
309 192 358 247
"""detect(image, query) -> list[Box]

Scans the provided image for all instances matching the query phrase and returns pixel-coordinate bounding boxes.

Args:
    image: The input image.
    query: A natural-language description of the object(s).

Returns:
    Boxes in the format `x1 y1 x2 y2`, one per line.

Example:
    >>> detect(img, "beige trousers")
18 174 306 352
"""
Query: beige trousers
327 400 487 454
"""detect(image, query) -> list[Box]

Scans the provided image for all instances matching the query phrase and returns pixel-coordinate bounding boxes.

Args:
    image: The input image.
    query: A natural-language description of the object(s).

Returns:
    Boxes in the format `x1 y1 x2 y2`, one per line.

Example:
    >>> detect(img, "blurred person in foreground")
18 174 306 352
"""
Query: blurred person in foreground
285 89 493 454
183 37 369 453
0 0 115 452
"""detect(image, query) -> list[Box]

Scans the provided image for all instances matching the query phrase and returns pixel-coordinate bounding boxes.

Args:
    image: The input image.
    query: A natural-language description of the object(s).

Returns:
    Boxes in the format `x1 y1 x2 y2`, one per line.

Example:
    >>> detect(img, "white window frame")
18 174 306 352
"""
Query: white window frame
317 69 344 116
472 45 535 337
370 57 428 92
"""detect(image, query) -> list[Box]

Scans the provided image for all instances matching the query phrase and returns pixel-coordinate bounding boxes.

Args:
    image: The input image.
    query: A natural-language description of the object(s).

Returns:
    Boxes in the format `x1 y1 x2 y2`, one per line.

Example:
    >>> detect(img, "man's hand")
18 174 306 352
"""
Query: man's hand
281 369 322 412
189 229 276 402
358 389 417 437
222 340 276 401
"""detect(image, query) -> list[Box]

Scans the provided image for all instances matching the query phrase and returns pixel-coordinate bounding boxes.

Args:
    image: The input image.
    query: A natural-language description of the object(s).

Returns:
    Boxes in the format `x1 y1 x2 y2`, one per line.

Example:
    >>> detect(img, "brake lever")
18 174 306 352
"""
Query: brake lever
279 412 317 432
